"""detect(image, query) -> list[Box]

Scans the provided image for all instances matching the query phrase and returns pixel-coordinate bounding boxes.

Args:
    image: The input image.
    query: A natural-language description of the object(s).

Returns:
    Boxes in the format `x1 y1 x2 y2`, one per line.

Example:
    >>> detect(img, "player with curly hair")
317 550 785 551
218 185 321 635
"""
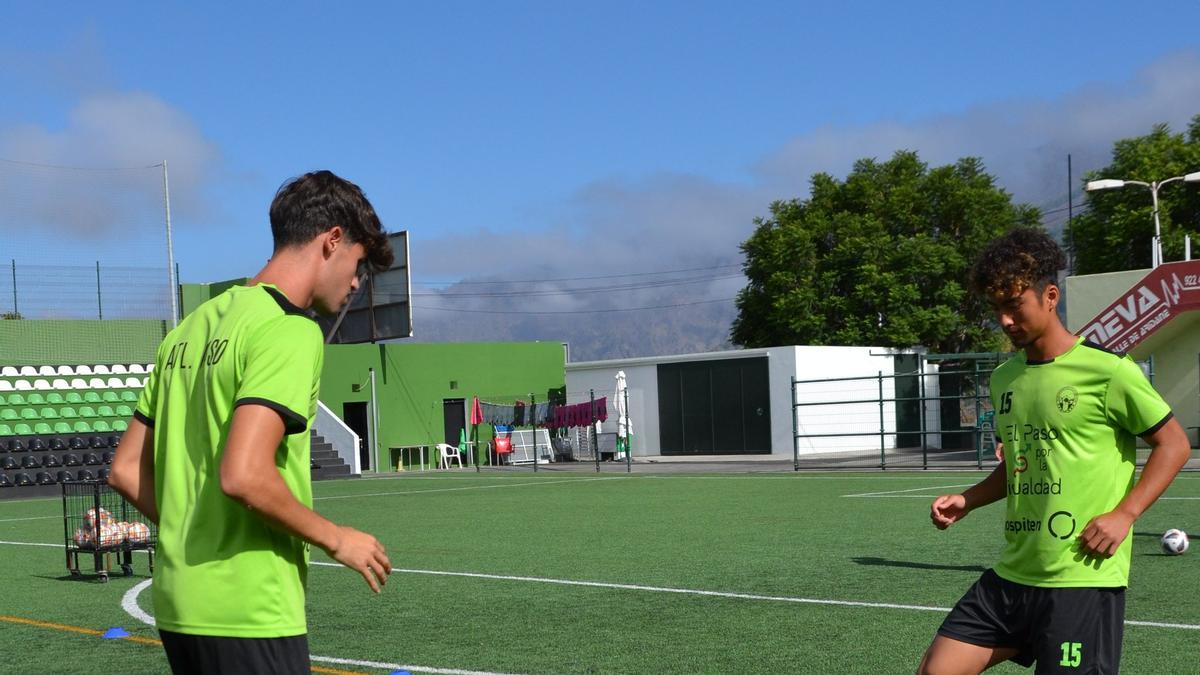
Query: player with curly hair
917 228 1190 674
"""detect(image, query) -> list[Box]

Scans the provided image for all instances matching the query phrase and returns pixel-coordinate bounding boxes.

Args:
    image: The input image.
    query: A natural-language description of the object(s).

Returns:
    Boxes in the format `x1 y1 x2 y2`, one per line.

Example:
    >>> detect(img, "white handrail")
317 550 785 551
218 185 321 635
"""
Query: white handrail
314 400 361 475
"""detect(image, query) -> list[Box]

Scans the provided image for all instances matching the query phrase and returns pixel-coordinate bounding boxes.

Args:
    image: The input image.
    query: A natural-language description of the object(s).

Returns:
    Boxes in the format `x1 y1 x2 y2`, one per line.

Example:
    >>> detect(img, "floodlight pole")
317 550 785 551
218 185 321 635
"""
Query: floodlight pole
1085 171 1200 268
161 161 179 326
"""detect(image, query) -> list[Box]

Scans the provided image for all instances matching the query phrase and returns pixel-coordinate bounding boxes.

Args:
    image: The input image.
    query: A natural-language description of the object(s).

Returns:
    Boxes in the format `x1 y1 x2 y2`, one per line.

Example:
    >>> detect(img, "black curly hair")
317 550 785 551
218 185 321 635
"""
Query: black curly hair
269 170 394 272
969 228 1065 300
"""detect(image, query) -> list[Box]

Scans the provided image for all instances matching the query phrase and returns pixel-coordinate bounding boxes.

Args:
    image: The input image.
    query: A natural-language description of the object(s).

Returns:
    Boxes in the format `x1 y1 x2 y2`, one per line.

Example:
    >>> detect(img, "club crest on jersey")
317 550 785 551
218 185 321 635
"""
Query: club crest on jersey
1055 386 1078 414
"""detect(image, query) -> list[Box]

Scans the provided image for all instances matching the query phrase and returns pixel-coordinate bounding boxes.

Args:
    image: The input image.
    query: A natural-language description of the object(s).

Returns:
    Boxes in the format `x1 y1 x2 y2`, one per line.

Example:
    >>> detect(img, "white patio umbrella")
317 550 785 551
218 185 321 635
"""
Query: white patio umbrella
615 370 633 459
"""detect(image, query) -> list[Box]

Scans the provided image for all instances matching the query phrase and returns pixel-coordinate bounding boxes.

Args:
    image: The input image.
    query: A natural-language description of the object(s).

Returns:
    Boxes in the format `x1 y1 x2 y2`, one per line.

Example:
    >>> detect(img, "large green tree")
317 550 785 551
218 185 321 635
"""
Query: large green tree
731 151 1041 353
1068 116 1200 274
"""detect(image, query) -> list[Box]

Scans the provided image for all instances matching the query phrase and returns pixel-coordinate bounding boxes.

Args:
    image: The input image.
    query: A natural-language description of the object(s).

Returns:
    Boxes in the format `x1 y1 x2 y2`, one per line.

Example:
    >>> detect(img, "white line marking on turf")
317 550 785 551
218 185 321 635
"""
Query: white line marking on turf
314 476 627 501
842 484 972 498
0 515 59 523
313 562 1200 630
0 539 58 548
120 580 524 674
1159 497 1200 500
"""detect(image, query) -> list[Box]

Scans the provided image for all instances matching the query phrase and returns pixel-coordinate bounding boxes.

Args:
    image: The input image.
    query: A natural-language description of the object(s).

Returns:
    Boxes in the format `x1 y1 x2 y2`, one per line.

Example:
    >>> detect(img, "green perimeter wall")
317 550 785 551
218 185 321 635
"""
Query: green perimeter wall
181 279 248 318
0 319 167 365
320 341 565 470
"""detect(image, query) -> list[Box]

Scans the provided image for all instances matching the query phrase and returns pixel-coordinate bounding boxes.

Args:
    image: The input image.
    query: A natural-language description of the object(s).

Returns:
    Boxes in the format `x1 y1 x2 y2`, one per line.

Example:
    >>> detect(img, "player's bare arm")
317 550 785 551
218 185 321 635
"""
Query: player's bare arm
108 417 160 524
930 463 1007 530
220 404 392 593
1078 416 1191 557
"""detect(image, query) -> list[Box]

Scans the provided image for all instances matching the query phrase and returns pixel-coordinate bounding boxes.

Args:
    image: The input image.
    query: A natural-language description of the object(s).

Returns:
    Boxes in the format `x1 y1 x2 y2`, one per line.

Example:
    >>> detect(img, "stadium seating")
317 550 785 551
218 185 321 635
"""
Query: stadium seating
0 473 11 487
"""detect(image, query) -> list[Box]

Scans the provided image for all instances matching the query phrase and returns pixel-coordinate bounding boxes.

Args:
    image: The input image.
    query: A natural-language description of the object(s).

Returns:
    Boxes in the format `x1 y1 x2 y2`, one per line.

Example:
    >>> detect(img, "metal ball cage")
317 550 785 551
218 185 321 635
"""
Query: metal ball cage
61 480 156 582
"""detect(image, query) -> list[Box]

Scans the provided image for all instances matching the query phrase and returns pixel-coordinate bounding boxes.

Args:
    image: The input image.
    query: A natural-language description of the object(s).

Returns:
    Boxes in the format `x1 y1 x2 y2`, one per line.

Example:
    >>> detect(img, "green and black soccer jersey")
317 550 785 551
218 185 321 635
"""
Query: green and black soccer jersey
135 283 324 637
990 337 1172 588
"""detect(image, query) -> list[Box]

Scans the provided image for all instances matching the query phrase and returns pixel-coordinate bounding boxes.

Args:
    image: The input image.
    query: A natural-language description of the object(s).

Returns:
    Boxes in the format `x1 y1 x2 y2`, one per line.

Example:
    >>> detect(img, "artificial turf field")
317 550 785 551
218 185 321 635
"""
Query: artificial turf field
0 470 1196 674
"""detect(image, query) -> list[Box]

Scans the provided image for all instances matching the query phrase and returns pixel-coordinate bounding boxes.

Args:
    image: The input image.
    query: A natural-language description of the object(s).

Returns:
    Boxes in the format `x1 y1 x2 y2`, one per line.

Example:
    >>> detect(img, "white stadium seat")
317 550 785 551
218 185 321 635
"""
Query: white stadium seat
89 378 106 389
71 379 89 390
0 381 12 392
125 377 143 388
107 377 124 388
19 366 37 377
75 365 93 376
52 379 70 390
56 365 74 376
146 364 155 372
33 379 51 390
129 364 147 374
111 364 128 375
38 366 56 377
93 365 111 375
15 380 32 391
1 366 18 377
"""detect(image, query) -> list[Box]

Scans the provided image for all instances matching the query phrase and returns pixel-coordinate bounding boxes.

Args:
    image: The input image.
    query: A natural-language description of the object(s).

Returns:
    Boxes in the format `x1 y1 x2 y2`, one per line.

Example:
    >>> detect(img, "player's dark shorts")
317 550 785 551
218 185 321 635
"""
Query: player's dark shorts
159 629 311 674
937 569 1125 674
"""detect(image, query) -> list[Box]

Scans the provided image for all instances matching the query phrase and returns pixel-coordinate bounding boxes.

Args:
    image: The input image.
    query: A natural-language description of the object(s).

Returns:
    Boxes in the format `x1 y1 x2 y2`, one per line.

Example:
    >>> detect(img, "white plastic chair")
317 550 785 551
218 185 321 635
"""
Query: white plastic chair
93 365 111 375
111 364 128 375
1 366 18 377
15 380 32 391
129 364 147 374
75 365 93 376
70 378 88 390
107 377 124 388
38 365 56 377
33 379 51 390
88 378 106 389
52 379 70 390
125 376 143 388
0 381 11 392
56 365 74 376
19 366 37 377
435 443 464 469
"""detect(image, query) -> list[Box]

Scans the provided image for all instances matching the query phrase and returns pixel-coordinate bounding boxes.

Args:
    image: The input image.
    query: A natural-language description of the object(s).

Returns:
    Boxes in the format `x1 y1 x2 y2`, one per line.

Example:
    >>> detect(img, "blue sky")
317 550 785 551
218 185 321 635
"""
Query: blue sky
2 3 1200 308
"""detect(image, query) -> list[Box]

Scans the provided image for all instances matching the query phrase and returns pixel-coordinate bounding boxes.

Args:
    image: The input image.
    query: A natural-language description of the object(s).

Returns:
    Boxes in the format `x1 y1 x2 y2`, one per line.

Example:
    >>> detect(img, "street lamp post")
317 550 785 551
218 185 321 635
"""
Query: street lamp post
1085 171 1200 268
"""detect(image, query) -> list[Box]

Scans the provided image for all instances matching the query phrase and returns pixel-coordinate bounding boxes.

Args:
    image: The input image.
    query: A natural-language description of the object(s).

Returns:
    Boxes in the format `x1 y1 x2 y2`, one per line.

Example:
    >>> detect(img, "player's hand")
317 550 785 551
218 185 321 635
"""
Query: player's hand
1078 510 1134 557
930 494 969 530
994 442 1004 463
328 526 392 593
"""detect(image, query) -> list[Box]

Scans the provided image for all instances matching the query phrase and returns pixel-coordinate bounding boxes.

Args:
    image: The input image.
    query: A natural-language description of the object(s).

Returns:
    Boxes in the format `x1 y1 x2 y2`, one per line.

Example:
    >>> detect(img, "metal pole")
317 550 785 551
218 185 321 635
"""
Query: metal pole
877 371 885 469
368 368 378 472
591 389 599 474
974 360 983 470
1186 235 1192 261
919 358 928 470
624 384 631 474
162 161 179 326
531 393 537 473
1067 154 1074 274
10 259 17 315
791 376 800 472
95 261 103 320
1151 182 1162 268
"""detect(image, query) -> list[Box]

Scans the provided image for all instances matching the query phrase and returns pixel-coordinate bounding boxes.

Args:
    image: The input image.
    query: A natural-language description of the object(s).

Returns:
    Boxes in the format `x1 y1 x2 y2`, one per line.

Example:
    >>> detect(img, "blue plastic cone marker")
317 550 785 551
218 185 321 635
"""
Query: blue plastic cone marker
102 627 130 639
389 671 411 675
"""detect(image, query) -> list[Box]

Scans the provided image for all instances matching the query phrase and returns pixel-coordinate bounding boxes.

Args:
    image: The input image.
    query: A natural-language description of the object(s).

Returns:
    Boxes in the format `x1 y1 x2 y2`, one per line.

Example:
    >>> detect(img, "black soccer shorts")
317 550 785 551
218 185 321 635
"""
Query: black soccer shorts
159 629 311 674
937 569 1125 674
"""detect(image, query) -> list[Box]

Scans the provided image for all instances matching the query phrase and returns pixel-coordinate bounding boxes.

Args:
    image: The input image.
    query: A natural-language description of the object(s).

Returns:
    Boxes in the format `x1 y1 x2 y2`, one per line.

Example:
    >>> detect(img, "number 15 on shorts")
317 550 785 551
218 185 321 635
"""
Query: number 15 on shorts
1059 641 1082 667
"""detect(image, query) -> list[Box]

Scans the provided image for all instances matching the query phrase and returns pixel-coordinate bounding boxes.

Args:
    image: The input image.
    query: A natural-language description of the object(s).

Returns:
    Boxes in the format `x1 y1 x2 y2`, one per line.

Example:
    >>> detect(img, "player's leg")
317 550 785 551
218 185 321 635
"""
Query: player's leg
918 570 1031 675
918 635 1020 675
1030 586 1124 675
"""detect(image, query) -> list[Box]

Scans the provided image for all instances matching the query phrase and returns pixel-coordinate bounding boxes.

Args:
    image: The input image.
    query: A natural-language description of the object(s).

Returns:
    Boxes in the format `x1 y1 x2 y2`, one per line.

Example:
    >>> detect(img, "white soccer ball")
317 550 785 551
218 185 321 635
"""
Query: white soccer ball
126 521 150 545
73 527 95 549
84 507 113 530
97 522 125 548
1161 529 1190 555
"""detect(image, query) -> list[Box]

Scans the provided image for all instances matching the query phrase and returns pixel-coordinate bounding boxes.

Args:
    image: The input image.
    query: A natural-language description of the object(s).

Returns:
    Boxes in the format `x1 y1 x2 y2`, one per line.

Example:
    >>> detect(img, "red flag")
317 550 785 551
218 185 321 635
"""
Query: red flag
470 396 483 425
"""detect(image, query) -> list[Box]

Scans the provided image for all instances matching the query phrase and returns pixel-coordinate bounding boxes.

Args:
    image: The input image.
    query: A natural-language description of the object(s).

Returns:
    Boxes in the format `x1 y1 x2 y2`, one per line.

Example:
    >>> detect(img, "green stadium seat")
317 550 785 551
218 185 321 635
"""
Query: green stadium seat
14 424 32 435
96 405 115 418
120 391 138 403
65 392 83 404
102 391 119 403
33 423 52 435
7 393 25 407
39 407 59 419
46 393 64 405
53 422 71 434
27 393 46 406
0 394 5 406
0 409 16 421
20 409 39 420
0 424 11 436
60 407 77 419
78 406 97 419
72 422 92 433
93 421 111 432
84 392 102 404
112 420 128 432
115 405 134 418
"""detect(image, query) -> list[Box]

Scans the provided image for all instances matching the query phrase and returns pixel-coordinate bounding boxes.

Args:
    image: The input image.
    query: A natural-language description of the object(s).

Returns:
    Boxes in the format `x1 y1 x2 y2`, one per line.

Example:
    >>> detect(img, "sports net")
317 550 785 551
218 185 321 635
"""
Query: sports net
0 159 173 365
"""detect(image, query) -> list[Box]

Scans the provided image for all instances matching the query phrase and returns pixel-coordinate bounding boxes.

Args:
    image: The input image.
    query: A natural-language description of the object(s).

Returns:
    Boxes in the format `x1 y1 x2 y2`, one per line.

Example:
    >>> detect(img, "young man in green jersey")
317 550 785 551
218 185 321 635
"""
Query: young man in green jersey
917 229 1190 675
110 170 395 674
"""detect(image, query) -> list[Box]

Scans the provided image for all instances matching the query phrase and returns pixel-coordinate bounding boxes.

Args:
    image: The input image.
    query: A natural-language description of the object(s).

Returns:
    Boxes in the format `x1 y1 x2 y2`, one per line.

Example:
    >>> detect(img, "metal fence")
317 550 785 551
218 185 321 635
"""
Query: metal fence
0 260 173 321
